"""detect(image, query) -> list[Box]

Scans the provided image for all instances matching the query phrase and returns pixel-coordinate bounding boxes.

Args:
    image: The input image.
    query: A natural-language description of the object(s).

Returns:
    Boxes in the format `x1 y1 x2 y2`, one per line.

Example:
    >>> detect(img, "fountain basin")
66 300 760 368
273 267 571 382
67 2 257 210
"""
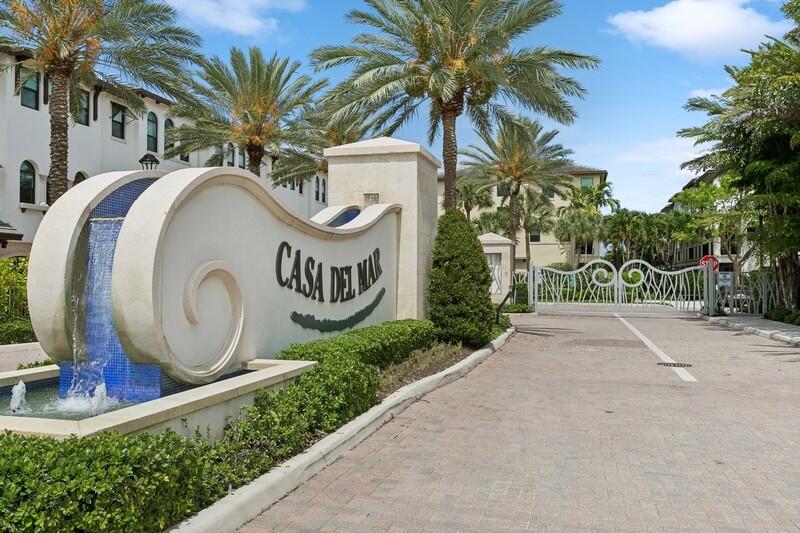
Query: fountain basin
0 359 314 440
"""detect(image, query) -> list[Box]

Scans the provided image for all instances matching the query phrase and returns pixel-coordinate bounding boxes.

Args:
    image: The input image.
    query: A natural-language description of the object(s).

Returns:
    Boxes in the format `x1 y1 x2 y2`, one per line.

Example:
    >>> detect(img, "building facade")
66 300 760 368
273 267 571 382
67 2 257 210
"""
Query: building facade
0 49 327 256
437 164 608 270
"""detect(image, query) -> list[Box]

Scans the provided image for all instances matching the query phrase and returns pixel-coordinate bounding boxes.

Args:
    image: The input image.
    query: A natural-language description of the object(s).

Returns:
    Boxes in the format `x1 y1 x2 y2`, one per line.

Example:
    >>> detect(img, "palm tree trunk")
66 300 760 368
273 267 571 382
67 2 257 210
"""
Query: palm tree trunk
246 143 264 177
441 109 458 210
465 206 471 221
524 223 531 266
47 70 71 203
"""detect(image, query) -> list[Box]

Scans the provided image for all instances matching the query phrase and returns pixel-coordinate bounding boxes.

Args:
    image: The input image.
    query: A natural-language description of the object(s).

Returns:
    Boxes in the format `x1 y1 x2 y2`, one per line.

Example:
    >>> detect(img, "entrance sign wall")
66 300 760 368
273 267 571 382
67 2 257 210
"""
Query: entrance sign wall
531 259 714 317
28 167 403 388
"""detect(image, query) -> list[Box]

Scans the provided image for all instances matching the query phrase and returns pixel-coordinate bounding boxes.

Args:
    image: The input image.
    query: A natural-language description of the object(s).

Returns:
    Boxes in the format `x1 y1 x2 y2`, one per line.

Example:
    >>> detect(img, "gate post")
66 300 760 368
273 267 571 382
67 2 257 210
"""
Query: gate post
704 261 716 316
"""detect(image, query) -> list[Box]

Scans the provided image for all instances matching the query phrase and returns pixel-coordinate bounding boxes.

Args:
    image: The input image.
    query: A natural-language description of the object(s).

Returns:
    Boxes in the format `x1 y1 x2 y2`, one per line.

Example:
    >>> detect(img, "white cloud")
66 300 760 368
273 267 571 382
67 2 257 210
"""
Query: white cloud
572 137 707 212
167 0 306 37
689 87 729 98
608 0 791 60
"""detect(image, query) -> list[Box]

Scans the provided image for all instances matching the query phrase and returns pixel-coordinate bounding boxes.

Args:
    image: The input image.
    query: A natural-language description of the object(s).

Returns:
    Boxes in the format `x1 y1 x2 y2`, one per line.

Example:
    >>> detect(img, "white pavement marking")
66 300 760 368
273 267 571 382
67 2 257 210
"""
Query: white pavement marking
614 314 697 383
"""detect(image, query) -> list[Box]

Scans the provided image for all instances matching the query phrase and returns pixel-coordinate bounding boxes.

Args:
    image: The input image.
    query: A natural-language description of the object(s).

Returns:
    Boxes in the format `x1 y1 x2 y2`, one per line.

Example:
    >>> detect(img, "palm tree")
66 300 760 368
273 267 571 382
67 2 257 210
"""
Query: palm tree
0 0 200 202
518 189 555 266
310 0 599 210
554 208 602 267
561 181 620 214
473 209 508 235
455 172 493 220
270 102 370 186
461 117 573 254
168 47 327 176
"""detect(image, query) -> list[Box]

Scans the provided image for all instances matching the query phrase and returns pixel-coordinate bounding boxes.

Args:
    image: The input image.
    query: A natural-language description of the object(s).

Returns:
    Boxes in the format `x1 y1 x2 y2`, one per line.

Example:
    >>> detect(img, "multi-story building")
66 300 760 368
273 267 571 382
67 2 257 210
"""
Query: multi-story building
0 48 327 257
437 164 608 270
661 169 758 273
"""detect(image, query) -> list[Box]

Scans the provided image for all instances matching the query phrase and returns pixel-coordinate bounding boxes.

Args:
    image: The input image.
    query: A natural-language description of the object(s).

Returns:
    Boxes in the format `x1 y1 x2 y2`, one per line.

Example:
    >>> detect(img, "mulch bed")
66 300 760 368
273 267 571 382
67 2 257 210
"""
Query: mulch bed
377 343 474 401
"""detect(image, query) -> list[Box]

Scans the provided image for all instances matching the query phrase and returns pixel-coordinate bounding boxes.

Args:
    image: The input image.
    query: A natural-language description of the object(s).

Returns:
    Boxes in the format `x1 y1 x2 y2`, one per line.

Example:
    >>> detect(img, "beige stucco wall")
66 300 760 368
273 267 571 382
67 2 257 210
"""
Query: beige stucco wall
326 138 440 319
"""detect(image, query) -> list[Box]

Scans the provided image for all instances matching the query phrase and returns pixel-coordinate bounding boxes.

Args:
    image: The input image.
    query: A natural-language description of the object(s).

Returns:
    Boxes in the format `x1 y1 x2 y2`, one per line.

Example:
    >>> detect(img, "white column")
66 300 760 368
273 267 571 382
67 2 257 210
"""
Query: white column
324 137 441 319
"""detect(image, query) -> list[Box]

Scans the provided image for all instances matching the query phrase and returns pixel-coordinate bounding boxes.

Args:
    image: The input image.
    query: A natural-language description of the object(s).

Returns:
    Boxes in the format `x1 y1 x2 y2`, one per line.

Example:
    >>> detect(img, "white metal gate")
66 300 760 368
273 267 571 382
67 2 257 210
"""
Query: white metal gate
529 259 716 317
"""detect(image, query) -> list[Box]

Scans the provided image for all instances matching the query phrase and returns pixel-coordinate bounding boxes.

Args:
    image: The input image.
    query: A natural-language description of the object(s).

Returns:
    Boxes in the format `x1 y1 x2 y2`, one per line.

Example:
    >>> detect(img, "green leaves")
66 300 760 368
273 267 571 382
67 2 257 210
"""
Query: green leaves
0 319 435 531
429 210 494 347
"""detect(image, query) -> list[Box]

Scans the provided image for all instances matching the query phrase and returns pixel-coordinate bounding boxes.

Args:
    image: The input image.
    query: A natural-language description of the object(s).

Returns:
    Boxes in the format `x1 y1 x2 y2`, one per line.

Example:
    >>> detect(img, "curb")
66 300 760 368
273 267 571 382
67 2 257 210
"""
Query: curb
700 315 800 347
171 327 516 533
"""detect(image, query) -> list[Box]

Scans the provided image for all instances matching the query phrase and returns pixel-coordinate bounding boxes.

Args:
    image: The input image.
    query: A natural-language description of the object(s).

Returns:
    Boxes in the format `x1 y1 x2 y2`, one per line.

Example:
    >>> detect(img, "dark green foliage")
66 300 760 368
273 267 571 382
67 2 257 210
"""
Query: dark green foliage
16 359 53 371
501 303 532 314
429 210 494 347
278 319 435 370
764 308 800 326
0 319 429 531
0 258 29 321
0 319 36 345
514 282 528 305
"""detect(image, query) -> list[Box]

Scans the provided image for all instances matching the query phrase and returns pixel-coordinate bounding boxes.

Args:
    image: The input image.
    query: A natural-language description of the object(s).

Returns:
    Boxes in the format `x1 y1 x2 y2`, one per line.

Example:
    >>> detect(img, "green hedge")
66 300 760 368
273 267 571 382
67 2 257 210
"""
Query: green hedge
428 210 494 347
765 308 800 325
0 319 431 532
0 319 36 345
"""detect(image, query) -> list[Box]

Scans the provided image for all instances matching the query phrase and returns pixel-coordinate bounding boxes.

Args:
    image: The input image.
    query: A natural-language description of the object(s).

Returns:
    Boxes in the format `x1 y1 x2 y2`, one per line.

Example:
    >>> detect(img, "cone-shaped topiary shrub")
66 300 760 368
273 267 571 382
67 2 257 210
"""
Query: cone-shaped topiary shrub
428 209 494 347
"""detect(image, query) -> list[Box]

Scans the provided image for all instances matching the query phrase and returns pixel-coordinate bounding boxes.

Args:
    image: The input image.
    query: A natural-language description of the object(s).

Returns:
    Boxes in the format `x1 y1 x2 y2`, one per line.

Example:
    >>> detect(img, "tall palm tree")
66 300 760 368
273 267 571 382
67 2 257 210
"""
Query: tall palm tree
455 172 493 220
461 117 573 255
270 101 370 186
473 209 508 235
310 0 599 210
0 0 200 202
168 47 327 176
518 189 555 266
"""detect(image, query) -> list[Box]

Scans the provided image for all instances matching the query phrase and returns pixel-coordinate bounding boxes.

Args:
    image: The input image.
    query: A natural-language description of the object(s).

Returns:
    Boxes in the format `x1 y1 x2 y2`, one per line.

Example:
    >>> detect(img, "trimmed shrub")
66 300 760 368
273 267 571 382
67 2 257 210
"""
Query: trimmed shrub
514 282 528 304
278 319 435 369
0 319 429 532
501 303 532 314
0 319 36 344
428 210 494 347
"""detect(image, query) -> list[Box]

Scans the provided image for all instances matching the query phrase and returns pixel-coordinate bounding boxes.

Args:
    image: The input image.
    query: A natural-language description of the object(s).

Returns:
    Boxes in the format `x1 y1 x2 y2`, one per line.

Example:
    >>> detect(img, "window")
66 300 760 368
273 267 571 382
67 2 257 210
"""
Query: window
496 184 509 197
111 102 126 139
238 149 245 169
164 119 174 152
147 112 158 152
74 172 87 185
545 189 555 199
321 179 327 203
76 90 90 126
577 241 594 255
315 176 320 201
290 180 295 191
20 71 39 110
580 177 594 189
298 180 303 194
19 161 35 204
529 229 541 243
226 143 235 167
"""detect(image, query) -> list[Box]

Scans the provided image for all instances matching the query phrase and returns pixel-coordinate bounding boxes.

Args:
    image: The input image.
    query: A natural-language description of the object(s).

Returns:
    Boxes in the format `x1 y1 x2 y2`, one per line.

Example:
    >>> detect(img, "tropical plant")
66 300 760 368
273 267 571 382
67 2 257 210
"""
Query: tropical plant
168 47 327 176
561 181 619 214
554 208 602 267
518 188 555 266
461 116 573 254
0 0 200 202
270 101 370 186
679 0 800 308
310 0 599 210
455 172 493 220
472 209 508 235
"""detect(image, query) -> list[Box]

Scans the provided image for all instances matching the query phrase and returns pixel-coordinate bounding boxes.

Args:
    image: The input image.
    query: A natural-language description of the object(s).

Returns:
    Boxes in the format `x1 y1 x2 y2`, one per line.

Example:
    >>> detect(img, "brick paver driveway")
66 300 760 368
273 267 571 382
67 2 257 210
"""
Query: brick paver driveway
241 315 800 532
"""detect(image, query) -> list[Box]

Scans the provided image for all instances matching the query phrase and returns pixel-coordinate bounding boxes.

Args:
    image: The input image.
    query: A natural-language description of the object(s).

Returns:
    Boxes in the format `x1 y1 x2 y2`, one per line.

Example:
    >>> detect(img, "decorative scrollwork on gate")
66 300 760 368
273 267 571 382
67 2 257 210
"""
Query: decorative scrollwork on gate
533 259 707 315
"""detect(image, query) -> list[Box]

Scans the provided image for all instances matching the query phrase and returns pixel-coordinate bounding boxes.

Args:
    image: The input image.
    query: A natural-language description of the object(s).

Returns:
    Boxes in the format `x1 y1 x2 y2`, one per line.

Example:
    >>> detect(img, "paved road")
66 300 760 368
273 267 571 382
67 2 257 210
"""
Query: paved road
241 315 800 532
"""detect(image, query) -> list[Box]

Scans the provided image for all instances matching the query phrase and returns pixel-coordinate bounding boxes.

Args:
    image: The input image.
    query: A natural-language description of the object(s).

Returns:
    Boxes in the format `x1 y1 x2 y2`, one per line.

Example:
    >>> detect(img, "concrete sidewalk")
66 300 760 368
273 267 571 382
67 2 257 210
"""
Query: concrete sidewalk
240 314 800 532
706 314 800 346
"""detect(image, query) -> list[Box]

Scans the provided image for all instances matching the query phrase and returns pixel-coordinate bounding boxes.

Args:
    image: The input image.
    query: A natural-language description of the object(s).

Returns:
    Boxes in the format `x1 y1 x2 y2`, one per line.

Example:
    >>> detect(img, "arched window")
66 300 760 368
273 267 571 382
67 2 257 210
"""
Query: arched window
226 143 235 167
321 179 327 203
238 149 245 169
146 112 158 152
74 172 87 185
164 119 174 153
315 176 320 201
19 161 35 204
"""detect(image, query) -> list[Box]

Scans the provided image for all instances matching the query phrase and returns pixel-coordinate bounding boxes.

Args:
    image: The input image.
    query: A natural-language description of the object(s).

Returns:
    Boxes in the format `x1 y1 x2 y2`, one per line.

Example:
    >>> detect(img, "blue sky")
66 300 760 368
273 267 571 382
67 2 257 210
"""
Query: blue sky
166 0 790 212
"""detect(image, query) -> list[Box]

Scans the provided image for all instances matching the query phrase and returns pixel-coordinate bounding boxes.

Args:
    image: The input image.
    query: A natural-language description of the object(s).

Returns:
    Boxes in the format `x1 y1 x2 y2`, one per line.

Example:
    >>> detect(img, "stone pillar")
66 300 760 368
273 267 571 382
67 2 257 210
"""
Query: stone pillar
324 137 441 319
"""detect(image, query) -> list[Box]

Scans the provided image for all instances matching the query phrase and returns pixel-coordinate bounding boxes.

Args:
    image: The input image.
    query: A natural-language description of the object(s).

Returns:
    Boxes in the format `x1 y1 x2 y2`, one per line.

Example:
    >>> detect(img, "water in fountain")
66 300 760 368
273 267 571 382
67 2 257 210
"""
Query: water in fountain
9 381 27 414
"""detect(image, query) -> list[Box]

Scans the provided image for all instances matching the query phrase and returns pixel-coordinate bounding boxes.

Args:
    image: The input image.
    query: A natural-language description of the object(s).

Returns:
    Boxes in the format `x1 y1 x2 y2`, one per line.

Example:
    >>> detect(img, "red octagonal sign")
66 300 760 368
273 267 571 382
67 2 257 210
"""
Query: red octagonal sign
700 255 720 272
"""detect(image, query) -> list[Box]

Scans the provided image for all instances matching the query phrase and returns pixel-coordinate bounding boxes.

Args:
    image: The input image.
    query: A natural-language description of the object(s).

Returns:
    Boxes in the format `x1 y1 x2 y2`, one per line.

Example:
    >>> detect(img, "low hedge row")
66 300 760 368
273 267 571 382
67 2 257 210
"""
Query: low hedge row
0 319 434 532
0 319 36 345
765 308 800 326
